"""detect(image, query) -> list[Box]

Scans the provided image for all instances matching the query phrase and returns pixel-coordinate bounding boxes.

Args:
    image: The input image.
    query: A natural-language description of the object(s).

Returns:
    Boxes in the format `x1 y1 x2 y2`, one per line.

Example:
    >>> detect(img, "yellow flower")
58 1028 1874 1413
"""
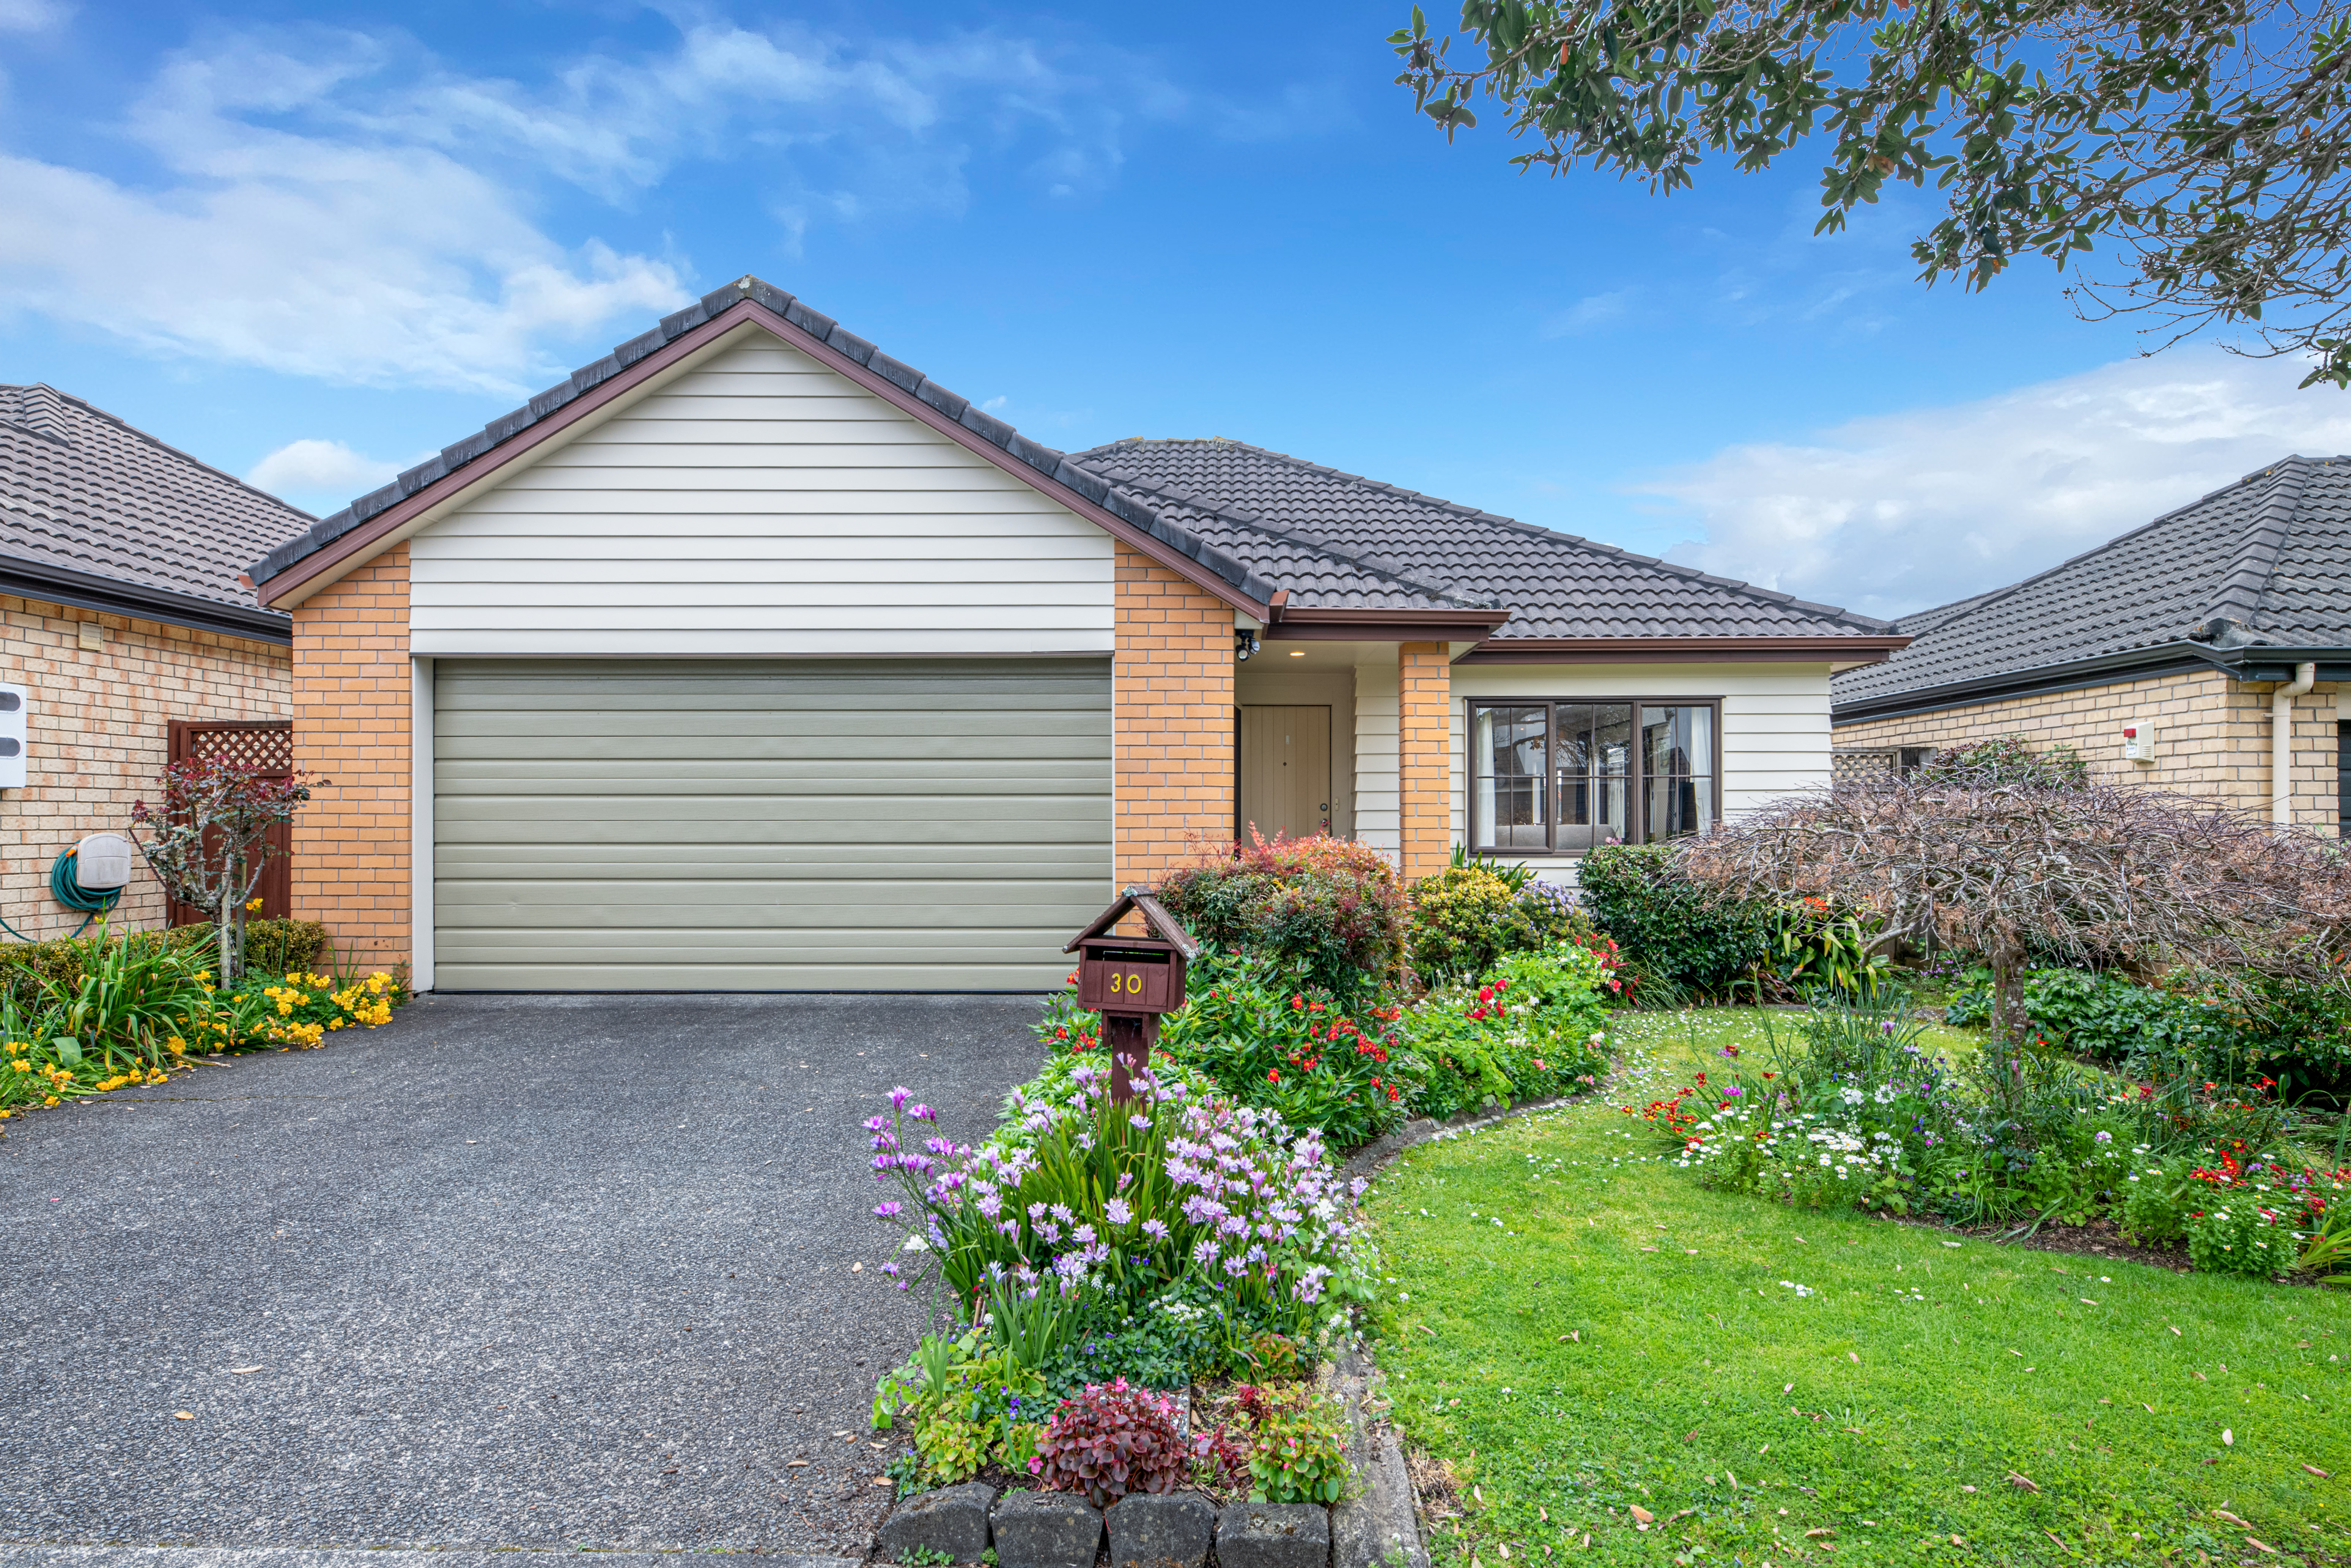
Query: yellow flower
11 1061 27 1073
247 896 264 912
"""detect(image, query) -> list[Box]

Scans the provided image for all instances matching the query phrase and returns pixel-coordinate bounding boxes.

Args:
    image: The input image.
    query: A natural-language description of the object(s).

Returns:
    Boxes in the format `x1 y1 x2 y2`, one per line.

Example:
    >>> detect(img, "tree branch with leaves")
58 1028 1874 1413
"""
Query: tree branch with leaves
1675 773 2351 1113
131 757 318 985
1392 0 2351 384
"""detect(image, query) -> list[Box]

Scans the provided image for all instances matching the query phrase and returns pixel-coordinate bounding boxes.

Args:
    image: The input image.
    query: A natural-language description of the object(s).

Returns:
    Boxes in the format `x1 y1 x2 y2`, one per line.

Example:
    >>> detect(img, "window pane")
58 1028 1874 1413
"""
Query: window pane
1471 705 1549 850
1556 704 1630 853
1640 705 1712 778
1638 704 1714 843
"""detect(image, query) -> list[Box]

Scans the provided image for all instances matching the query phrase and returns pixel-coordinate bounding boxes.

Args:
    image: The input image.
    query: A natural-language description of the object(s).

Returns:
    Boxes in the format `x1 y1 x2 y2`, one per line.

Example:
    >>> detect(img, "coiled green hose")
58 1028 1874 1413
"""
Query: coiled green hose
0 848 123 943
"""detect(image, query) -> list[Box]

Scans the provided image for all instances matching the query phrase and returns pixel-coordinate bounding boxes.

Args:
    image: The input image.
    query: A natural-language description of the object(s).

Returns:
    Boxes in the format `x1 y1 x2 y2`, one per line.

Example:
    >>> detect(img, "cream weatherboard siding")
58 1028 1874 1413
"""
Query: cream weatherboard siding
406 331 1114 657
1448 661 1835 882
429 658 1112 990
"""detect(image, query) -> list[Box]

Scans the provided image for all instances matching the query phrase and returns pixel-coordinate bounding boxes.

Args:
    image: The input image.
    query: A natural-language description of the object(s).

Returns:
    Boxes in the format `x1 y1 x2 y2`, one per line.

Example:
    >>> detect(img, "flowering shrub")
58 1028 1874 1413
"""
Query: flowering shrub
1156 831 1405 998
201 968 398 1049
1395 943 1612 1120
868 1069 1371 1346
1030 1378 1192 1505
1407 865 1519 979
1232 1382 1351 1503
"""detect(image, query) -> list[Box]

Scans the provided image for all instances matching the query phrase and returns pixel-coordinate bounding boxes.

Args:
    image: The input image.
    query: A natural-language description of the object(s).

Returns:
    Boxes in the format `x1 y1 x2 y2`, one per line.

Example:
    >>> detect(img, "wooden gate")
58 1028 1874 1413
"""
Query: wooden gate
164 719 293 926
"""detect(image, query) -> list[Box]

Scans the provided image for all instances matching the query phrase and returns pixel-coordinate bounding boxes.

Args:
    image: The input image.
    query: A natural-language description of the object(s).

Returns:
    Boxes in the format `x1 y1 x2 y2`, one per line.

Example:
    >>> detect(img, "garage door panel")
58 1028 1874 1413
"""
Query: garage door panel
433 658 1112 991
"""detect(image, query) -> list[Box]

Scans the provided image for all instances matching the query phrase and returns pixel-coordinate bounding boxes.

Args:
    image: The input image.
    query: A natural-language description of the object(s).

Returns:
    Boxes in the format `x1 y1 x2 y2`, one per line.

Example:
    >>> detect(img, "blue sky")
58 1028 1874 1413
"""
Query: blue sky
6 0 2350 620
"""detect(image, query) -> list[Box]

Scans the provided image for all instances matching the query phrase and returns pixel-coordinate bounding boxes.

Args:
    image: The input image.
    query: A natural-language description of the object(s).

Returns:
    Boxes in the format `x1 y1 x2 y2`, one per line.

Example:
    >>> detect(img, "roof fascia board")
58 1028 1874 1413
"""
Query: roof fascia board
1460 635 1907 665
257 298 1271 620
2215 646 2351 681
1832 644 2226 725
0 556 290 644
1264 607 1512 641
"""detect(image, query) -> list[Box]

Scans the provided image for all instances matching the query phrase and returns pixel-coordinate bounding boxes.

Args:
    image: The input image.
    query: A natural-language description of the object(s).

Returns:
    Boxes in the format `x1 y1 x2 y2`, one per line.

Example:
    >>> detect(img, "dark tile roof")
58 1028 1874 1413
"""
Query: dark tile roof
0 384 305 633
1833 455 2351 710
1070 438 1894 639
252 277 1891 643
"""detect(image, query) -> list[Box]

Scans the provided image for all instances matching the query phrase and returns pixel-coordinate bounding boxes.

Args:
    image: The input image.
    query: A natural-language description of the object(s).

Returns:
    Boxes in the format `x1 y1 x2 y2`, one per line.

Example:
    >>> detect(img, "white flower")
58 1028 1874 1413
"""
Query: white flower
901 1234 929 1252
1840 1087 1865 1106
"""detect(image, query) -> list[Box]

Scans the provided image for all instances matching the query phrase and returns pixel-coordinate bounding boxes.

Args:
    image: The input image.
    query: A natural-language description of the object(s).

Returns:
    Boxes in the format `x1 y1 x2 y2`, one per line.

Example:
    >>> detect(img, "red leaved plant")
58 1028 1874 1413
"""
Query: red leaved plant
1029 1378 1191 1506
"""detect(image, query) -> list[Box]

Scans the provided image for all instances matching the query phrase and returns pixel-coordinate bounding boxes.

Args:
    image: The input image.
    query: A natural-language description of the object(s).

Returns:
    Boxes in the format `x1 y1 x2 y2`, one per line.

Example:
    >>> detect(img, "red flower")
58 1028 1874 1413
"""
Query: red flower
1268 1069 1281 1083
1478 986 1495 1003
1292 997 1306 1011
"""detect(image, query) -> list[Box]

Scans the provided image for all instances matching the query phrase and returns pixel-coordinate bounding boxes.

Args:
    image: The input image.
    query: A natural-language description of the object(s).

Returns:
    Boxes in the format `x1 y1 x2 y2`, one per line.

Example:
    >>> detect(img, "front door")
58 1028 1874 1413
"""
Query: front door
1238 705 1332 840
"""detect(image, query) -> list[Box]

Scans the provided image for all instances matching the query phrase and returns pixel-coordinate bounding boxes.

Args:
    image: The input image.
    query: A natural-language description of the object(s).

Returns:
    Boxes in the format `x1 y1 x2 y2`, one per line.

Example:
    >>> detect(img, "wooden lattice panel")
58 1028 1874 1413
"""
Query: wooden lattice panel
186 722 292 775
1830 747 1900 785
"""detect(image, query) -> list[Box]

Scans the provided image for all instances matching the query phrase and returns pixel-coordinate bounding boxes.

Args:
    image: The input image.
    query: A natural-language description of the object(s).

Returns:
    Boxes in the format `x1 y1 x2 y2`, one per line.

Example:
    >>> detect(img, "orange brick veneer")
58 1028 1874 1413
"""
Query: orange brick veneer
289 545 411 970
0 596 290 936
1836 667 2341 834
1399 641 1452 879
1115 545 1235 887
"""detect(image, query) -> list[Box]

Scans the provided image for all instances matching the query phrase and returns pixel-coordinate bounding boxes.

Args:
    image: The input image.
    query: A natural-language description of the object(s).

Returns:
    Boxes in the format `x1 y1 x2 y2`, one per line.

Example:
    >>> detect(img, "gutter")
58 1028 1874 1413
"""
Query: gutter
0 553 291 644
1832 639 2351 726
2274 660 2317 825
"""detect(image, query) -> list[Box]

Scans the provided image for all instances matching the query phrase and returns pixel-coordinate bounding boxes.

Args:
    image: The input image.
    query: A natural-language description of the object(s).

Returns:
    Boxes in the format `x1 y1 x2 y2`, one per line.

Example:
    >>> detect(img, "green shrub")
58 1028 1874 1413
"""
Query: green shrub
1576 843 1773 998
0 919 329 1008
1407 866 1518 979
1157 833 1403 998
1915 734 2088 788
1394 943 1611 1119
2187 1198 2299 1278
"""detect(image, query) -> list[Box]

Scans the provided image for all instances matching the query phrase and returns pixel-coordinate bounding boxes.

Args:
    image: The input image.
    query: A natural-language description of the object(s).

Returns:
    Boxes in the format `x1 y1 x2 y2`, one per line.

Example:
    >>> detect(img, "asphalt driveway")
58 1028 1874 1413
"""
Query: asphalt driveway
0 992 1048 1555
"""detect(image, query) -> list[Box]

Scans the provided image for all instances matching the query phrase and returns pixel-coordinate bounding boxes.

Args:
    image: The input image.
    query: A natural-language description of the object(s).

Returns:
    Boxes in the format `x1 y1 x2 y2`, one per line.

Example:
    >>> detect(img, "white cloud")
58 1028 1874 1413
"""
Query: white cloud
0 17 1216 391
0 0 69 32
1637 350 2351 620
1541 289 1634 338
0 33 685 394
247 438 403 507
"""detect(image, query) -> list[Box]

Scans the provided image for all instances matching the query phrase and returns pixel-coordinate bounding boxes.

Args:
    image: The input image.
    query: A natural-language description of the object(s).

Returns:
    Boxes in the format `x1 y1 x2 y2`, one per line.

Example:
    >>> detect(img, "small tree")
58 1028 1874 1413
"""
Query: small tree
1677 775 2351 1107
131 756 316 984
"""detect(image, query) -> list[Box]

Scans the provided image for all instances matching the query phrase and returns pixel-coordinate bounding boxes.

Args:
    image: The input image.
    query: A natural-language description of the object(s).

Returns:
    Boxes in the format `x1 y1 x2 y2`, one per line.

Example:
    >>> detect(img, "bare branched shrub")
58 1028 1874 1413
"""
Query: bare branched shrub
1678 778 2351 1104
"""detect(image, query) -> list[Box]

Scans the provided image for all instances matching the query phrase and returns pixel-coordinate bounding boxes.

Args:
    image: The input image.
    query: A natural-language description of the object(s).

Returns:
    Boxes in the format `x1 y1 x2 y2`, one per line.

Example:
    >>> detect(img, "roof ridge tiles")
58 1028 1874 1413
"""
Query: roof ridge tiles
1082 465 1492 609
4 384 318 522
1072 436 1895 633
2195 457 2312 639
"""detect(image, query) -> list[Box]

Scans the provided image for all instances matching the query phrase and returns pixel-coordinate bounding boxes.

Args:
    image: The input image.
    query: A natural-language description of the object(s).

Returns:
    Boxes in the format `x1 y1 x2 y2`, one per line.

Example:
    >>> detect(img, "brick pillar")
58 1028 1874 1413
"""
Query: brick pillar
289 545 411 973
1399 641 1451 881
1114 544 1235 888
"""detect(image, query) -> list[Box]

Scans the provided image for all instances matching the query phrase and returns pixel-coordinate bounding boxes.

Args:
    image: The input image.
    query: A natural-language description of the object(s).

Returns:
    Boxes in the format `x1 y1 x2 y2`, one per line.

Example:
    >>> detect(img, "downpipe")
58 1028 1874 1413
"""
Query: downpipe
2273 660 2317 825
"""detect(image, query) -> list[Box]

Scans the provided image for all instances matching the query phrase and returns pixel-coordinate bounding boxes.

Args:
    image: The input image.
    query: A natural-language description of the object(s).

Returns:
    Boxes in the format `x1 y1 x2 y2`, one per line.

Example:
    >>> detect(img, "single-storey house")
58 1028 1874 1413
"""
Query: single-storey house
250 276 1906 991
0 383 304 934
1833 456 2351 834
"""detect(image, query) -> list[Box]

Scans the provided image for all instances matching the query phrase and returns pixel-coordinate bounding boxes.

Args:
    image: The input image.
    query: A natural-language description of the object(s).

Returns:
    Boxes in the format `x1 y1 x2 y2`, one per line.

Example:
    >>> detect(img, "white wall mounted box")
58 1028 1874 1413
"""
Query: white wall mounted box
0 683 24 789
72 832 136 891
2122 723 2157 764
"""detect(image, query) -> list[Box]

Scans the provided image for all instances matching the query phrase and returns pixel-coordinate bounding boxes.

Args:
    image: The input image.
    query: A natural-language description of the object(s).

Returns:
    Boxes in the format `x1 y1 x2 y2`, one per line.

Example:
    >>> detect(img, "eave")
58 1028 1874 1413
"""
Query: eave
1459 634 1909 665
0 553 290 644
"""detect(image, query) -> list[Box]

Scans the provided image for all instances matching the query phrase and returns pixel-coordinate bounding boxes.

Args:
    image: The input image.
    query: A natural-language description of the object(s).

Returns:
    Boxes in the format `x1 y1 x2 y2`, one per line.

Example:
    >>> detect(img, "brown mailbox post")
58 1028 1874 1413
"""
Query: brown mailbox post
1064 886 1199 1102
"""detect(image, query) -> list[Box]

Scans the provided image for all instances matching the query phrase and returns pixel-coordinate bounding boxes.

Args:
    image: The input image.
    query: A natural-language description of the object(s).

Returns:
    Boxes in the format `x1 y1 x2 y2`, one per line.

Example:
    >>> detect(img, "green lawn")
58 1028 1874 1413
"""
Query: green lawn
1366 1009 2351 1566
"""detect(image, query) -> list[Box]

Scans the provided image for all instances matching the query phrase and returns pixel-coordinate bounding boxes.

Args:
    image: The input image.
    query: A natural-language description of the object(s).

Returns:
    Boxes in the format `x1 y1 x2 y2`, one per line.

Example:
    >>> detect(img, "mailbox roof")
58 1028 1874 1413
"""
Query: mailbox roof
1066 889 1201 959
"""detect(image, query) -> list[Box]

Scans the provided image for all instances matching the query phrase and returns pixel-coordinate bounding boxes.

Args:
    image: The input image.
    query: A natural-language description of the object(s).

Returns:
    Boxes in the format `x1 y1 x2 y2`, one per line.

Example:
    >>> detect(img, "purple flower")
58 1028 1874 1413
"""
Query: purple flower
888 1086 911 1110
873 1200 903 1219
1104 1198 1133 1226
864 1115 889 1134
1141 1218 1171 1242
1130 1114 1150 1130
908 1103 937 1122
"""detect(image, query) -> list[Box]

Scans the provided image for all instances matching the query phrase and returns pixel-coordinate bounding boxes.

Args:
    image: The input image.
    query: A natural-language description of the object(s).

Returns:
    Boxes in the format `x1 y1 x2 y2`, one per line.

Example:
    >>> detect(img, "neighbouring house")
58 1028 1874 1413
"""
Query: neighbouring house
248 276 1906 992
0 384 307 936
1833 456 2351 835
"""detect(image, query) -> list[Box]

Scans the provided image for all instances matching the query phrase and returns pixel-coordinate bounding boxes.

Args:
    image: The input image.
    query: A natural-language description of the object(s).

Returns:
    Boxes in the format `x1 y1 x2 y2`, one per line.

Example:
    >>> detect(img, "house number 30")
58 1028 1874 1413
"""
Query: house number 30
1107 970 1144 995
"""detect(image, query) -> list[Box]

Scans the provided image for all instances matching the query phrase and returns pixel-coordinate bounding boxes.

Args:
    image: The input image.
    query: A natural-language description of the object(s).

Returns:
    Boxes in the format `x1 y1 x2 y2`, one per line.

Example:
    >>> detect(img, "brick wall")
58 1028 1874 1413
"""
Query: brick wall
0 595 290 937
289 545 412 970
1836 667 2341 833
1114 545 1235 887
1399 641 1452 879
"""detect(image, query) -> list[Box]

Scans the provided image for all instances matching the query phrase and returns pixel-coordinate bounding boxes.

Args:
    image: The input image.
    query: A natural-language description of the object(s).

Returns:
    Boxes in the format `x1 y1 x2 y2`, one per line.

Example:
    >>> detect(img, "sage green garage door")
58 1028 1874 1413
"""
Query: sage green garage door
431 658 1112 990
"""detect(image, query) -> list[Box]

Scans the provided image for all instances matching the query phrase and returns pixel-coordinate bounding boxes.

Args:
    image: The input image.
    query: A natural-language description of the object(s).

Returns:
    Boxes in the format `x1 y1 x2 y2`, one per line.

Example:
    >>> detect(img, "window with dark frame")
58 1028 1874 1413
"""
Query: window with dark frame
1468 699 1719 855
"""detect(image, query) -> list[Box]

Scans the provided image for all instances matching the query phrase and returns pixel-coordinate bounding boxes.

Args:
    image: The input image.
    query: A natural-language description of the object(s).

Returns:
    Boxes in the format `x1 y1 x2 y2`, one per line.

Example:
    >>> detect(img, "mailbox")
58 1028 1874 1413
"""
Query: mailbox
1077 939 1186 1014
1064 887 1199 1100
